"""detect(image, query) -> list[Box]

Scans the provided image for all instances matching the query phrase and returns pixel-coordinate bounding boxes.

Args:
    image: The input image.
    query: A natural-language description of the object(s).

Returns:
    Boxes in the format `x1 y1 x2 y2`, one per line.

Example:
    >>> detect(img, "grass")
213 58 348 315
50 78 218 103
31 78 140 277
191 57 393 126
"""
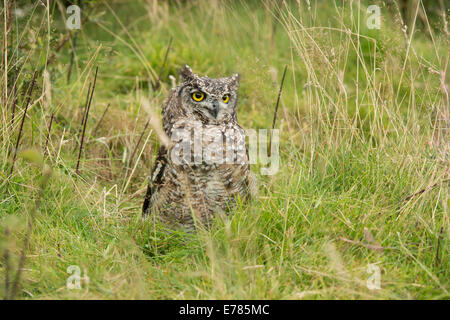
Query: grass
0 0 448 299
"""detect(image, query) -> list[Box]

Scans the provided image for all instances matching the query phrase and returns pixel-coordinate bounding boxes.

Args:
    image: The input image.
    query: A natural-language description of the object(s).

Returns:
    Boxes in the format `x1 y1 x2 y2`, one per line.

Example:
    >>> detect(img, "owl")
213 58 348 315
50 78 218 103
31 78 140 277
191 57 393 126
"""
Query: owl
142 65 254 232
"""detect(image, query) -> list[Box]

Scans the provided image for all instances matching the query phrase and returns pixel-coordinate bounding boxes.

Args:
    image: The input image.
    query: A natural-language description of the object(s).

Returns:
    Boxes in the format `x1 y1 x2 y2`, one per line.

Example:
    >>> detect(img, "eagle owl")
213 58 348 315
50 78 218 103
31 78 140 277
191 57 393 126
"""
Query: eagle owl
142 65 252 232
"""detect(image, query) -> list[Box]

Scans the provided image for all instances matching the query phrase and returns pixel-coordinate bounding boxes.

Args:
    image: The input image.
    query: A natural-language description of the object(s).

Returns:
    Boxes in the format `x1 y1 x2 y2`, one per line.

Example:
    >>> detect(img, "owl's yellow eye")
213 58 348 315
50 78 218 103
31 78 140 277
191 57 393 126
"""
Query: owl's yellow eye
222 94 230 103
192 91 205 102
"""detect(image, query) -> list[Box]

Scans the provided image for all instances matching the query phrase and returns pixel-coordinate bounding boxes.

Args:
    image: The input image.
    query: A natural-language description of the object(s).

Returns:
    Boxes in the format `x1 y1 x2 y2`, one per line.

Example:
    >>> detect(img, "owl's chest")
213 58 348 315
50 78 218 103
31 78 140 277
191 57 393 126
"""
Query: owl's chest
166 162 248 205
169 121 247 168
165 121 249 196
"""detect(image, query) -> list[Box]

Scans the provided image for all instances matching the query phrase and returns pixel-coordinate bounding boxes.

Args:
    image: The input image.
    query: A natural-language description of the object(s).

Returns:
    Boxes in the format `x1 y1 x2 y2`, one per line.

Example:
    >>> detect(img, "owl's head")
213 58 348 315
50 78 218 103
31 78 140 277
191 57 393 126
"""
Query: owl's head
177 65 240 123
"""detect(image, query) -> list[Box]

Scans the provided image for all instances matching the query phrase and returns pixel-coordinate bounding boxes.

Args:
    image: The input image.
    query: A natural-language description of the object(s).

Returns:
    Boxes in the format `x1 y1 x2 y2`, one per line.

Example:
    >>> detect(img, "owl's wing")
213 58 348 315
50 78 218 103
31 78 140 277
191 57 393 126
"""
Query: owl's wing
244 134 258 199
142 145 168 215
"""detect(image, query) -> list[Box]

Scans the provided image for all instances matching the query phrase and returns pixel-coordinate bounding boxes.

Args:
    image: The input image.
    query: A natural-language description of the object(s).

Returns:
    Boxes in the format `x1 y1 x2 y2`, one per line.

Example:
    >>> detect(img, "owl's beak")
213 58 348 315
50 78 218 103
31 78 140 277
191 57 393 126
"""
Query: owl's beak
210 101 219 118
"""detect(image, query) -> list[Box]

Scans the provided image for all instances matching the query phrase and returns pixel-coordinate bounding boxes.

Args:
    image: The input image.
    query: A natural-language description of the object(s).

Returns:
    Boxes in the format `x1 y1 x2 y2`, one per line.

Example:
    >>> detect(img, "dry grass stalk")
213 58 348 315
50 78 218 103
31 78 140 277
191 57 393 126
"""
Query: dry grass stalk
338 236 385 252
10 68 18 126
154 37 173 90
9 71 38 177
141 98 171 148
3 227 11 300
10 162 52 299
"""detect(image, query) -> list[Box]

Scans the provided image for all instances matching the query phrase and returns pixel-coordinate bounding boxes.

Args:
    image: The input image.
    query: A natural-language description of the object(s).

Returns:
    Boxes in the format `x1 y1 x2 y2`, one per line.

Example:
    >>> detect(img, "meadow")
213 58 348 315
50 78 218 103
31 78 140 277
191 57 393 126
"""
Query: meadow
0 0 448 299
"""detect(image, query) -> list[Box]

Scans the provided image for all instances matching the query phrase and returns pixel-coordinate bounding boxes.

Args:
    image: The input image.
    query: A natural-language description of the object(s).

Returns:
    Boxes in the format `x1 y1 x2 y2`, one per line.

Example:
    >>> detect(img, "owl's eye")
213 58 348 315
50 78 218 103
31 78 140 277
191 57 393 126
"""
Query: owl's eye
192 91 205 102
222 94 230 103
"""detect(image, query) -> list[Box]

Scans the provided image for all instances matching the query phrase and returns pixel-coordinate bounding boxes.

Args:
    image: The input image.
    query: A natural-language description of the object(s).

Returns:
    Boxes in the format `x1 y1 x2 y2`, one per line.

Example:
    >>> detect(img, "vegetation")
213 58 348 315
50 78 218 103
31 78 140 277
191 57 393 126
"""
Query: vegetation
0 0 448 299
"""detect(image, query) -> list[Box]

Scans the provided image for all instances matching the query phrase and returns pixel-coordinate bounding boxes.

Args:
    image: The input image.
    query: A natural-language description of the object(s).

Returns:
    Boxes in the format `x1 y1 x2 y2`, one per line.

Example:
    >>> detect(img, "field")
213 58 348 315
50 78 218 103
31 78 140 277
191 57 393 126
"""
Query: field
0 0 448 299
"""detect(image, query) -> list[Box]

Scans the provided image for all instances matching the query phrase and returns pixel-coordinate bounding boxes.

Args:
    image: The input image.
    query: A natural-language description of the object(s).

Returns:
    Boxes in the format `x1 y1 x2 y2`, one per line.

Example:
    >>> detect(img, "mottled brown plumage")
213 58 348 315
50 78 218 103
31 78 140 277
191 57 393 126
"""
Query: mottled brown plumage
142 65 252 232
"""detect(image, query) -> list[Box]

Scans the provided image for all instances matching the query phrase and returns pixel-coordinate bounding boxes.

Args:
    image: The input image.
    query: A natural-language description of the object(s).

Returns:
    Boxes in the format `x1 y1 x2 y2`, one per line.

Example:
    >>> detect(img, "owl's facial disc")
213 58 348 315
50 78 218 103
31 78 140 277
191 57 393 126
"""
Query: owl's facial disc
188 88 233 121
179 69 239 123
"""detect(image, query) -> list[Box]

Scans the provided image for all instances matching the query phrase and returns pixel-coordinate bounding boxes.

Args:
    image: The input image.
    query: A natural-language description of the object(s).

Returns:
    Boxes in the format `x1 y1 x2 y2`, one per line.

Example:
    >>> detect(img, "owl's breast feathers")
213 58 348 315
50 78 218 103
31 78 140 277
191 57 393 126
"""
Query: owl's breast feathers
142 119 251 231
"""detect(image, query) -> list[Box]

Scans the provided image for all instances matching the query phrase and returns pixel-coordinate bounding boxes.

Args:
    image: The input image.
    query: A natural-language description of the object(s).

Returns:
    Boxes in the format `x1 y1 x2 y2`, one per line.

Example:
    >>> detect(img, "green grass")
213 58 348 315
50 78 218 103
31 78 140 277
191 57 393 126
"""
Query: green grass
0 0 448 299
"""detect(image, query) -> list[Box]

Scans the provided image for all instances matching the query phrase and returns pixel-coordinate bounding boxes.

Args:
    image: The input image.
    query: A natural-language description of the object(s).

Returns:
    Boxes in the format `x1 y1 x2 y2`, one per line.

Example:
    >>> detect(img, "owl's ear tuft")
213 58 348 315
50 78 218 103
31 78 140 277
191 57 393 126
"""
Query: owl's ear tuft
229 73 240 90
179 65 195 82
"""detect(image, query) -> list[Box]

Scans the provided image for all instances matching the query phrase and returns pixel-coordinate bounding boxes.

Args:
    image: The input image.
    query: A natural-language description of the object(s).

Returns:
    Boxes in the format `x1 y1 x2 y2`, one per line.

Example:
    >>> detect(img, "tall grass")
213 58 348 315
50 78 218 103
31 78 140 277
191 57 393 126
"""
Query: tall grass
0 0 448 299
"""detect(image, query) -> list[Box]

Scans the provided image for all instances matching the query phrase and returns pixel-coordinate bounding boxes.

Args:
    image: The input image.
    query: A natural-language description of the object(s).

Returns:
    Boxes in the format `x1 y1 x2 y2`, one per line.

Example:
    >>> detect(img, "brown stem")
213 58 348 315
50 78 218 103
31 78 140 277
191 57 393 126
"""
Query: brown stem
74 82 91 152
91 103 110 136
402 182 440 202
268 65 287 157
76 67 98 175
66 32 78 84
43 113 54 157
9 71 37 177
435 227 444 267
129 120 149 169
